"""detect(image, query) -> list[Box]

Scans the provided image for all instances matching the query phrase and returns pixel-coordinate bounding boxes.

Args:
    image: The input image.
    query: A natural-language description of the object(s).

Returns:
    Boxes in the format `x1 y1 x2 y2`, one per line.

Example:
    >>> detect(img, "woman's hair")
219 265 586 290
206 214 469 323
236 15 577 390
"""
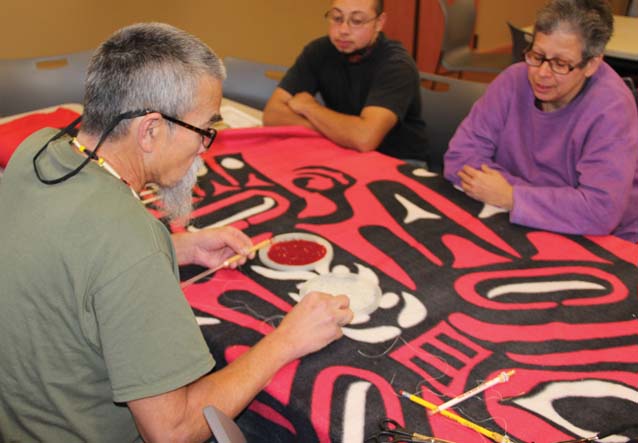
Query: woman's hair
534 0 613 60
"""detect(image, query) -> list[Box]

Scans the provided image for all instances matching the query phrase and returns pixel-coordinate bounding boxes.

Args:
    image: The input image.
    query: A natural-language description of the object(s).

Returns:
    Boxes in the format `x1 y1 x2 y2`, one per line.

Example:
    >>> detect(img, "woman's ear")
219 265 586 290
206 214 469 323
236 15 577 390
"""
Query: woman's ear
584 55 603 78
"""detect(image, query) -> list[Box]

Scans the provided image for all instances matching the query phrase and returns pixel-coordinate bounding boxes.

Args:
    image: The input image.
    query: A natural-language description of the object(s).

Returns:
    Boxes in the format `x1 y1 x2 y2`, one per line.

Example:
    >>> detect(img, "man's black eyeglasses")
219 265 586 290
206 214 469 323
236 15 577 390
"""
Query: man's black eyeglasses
33 108 218 185
159 113 217 150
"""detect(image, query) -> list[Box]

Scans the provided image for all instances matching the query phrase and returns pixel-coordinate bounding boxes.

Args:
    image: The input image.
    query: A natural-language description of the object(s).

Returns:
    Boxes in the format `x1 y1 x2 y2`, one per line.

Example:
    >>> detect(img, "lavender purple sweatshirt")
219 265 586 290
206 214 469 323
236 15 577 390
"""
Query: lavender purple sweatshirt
444 62 638 242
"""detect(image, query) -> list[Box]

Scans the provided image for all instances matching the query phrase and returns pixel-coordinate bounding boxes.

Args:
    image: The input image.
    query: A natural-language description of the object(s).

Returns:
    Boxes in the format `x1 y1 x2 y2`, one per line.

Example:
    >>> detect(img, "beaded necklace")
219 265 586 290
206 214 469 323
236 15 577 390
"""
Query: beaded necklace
70 137 139 200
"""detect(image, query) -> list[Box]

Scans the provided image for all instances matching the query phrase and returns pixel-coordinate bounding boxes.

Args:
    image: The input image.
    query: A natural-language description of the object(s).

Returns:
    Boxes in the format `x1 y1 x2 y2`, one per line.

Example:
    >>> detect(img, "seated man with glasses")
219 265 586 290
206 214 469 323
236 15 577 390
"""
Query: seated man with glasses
263 0 430 166
0 23 353 443
444 0 638 242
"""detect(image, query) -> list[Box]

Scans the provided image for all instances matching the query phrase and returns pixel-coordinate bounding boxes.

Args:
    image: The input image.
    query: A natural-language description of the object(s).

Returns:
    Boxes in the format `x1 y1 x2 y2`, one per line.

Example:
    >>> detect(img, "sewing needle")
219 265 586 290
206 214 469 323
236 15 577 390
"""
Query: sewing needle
429 370 516 416
180 238 271 289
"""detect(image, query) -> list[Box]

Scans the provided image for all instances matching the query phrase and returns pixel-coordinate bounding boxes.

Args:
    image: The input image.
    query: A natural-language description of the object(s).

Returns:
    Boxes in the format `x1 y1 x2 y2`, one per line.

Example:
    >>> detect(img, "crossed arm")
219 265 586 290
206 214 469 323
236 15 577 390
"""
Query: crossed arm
263 87 397 152
128 227 354 443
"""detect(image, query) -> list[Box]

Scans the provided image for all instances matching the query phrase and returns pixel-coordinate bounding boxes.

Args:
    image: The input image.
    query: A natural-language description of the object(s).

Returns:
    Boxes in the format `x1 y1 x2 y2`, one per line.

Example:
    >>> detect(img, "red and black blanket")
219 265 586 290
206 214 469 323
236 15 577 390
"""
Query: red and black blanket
174 127 638 443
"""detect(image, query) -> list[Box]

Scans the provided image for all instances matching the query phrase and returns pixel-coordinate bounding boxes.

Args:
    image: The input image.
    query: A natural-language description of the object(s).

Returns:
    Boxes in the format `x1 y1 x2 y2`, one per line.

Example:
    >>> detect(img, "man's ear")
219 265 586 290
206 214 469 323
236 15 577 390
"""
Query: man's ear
376 11 387 32
136 112 163 154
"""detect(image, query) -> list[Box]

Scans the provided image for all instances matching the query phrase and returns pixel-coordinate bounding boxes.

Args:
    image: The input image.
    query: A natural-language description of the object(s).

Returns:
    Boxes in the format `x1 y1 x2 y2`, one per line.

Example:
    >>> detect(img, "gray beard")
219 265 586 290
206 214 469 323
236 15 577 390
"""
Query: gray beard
158 156 203 224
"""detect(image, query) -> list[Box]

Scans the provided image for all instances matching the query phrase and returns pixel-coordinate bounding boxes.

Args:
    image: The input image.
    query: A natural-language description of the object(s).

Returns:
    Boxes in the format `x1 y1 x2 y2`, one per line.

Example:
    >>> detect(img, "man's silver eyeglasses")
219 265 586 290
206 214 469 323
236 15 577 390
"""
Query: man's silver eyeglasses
324 9 378 28
524 49 589 75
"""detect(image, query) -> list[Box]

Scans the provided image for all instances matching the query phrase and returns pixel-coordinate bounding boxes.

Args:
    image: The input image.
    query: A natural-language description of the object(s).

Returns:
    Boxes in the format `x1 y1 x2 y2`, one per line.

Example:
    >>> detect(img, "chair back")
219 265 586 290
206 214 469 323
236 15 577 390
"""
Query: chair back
203 405 247 443
436 0 511 74
419 72 487 172
508 22 533 63
222 57 287 110
622 76 638 109
0 50 93 117
438 0 477 54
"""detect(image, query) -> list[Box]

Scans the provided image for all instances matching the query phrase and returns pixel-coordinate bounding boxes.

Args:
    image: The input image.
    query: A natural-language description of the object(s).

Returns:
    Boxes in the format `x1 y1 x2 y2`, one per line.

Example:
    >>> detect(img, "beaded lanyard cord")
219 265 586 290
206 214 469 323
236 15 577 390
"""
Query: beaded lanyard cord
33 109 151 192
69 137 139 199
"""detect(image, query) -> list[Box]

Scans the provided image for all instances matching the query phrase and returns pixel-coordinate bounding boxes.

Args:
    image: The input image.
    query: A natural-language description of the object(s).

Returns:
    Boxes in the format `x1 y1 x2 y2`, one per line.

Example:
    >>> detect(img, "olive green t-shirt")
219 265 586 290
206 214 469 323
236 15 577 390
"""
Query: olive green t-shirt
0 129 215 442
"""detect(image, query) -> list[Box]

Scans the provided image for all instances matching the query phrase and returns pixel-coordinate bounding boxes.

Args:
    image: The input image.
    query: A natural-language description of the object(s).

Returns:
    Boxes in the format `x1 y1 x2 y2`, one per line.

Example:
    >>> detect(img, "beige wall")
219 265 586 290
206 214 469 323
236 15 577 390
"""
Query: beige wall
476 0 546 50
0 0 327 65
476 0 629 51
0 0 630 62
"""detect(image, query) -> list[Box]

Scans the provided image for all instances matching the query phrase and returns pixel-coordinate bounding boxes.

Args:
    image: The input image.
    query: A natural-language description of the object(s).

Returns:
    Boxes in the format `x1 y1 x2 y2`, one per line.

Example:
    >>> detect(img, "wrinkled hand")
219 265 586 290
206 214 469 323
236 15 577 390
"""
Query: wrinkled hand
287 92 319 116
274 292 354 361
171 227 254 269
458 164 514 210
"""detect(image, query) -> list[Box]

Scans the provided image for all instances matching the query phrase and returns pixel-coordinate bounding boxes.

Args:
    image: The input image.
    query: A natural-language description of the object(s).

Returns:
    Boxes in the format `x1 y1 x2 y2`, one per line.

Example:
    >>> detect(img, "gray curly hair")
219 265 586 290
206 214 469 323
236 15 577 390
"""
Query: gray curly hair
534 0 613 60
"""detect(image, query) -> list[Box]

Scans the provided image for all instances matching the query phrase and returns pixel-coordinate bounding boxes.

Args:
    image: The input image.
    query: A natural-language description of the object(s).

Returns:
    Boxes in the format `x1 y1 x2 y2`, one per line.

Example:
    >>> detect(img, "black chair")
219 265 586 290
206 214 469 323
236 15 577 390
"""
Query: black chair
508 22 533 63
419 72 488 172
436 0 512 76
0 49 93 117
222 57 287 110
623 76 636 90
622 76 638 108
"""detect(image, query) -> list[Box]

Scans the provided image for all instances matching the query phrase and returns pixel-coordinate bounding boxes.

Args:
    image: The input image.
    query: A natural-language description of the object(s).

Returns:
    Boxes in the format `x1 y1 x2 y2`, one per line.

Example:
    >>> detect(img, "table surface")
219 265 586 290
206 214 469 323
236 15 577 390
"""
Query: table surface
153 126 638 443
607 15 638 61
0 97 262 180
524 15 638 61
218 98 263 128
0 98 263 126
1 80 634 443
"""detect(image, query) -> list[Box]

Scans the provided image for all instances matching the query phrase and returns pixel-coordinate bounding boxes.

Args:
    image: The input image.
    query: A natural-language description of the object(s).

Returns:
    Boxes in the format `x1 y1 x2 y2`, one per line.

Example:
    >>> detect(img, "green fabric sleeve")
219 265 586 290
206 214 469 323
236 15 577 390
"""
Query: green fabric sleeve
91 251 215 403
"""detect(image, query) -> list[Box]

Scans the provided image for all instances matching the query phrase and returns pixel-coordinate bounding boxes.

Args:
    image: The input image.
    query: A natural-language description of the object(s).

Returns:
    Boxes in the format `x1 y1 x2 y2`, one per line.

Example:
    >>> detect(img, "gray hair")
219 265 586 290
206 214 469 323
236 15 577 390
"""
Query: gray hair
534 0 613 60
82 22 226 139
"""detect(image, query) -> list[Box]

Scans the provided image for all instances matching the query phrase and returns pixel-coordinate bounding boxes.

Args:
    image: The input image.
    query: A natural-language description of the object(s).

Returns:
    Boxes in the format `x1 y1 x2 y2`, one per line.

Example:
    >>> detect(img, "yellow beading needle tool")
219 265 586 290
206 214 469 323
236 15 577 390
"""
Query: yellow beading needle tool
399 390 517 443
180 238 271 289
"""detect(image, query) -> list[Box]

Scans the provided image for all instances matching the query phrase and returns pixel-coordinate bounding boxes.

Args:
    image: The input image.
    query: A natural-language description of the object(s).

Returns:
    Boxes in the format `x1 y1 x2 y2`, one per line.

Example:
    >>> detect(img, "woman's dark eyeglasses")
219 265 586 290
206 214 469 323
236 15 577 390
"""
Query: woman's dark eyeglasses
524 49 589 75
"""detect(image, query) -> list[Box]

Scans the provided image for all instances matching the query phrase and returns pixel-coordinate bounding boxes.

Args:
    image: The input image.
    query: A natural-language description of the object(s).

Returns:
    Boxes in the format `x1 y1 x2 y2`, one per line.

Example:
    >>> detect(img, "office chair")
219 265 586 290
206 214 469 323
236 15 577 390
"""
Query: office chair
622 77 638 109
222 57 288 110
419 72 487 172
436 0 512 76
508 22 533 63
623 77 636 91
0 49 93 117
203 405 247 443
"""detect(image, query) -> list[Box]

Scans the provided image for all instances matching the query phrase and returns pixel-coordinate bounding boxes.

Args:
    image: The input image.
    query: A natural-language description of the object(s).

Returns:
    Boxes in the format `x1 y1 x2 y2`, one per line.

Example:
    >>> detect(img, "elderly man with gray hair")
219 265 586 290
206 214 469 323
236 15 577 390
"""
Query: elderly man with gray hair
444 0 638 242
0 23 353 442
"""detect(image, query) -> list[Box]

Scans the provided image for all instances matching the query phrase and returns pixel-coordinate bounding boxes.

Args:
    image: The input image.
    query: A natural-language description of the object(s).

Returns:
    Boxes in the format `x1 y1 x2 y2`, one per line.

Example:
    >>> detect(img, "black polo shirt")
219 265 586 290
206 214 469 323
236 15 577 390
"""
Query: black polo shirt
279 33 429 162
